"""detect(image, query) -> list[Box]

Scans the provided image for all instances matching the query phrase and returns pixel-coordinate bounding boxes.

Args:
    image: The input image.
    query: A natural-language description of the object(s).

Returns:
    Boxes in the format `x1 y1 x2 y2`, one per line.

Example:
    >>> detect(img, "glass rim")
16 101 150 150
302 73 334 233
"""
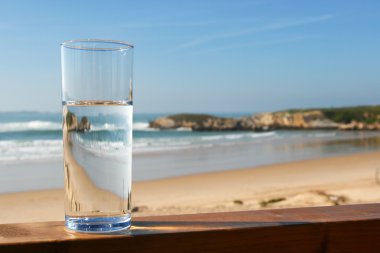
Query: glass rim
61 39 134 51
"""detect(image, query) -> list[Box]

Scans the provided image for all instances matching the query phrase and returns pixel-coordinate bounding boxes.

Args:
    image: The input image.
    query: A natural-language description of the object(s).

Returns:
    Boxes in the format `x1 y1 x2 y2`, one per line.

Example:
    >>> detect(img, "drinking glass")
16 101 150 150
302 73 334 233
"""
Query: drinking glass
61 39 134 232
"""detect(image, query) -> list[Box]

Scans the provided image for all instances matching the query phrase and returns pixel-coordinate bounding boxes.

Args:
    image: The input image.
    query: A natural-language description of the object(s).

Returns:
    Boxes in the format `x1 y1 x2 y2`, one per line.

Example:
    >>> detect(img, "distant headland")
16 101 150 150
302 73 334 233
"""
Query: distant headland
149 105 380 131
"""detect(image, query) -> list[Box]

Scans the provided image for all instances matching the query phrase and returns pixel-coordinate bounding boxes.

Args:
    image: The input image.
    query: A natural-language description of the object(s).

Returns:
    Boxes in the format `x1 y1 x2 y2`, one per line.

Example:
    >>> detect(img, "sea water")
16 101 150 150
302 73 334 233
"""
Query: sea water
63 101 132 232
2 111 380 193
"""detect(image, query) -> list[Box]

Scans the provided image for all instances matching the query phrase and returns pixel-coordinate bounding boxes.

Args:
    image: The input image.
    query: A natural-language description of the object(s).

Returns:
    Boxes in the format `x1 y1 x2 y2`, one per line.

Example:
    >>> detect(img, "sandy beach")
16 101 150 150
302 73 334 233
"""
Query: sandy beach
1 151 380 224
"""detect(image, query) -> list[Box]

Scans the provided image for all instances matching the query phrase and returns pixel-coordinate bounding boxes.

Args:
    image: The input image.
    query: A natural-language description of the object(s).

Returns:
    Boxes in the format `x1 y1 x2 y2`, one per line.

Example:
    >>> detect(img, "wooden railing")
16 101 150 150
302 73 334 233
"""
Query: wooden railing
1 204 380 252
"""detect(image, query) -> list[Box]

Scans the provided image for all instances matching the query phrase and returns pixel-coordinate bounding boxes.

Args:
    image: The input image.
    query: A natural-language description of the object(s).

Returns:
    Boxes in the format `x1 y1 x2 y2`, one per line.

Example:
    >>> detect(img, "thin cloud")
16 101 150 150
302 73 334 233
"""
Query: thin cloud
122 20 224 28
175 14 334 50
191 34 319 54
122 17 261 29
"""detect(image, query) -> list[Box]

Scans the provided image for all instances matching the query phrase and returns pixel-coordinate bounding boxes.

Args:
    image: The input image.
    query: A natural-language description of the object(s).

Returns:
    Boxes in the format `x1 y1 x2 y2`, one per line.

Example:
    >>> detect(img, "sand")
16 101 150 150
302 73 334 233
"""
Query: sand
63 121 129 217
1 151 380 224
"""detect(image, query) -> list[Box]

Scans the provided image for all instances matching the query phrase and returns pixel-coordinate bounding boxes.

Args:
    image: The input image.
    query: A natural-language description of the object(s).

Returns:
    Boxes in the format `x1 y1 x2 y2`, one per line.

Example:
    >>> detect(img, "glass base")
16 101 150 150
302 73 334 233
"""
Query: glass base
65 214 131 233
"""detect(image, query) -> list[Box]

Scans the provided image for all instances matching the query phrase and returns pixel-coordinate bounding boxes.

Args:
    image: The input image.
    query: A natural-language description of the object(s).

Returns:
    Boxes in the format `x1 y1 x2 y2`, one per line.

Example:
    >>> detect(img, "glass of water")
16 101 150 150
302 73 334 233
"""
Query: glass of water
61 39 134 232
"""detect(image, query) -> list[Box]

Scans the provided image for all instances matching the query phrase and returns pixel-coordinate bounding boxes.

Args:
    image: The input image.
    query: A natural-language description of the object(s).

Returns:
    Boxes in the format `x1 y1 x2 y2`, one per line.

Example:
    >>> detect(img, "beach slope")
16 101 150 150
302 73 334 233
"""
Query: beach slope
1 151 380 224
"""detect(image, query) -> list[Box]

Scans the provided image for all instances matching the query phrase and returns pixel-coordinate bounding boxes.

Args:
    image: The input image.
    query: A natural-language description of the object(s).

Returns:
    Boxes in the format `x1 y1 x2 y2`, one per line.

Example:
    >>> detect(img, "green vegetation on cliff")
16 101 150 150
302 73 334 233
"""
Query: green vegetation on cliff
284 105 380 124
150 105 380 131
322 106 380 124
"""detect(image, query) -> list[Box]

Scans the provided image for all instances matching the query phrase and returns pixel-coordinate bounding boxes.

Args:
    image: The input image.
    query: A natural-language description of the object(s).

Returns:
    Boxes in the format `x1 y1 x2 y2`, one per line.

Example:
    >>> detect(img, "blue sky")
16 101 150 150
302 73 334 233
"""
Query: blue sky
0 0 379 113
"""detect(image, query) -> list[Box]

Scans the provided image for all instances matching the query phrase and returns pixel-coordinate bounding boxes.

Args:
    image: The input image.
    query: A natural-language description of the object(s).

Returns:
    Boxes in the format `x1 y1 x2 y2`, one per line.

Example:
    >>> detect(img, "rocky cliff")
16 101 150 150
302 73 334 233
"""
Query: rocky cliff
149 109 380 131
65 111 91 132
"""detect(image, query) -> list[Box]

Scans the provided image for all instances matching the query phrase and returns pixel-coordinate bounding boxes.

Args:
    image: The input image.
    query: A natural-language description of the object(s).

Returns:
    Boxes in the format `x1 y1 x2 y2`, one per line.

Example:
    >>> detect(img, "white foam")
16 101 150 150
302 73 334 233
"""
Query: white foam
201 132 276 142
0 123 279 161
133 122 158 131
0 121 61 133
92 122 157 132
0 140 62 162
249 132 276 138
133 122 149 130
176 127 192 131
225 134 244 140
91 123 123 131
0 120 161 133
201 135 224 141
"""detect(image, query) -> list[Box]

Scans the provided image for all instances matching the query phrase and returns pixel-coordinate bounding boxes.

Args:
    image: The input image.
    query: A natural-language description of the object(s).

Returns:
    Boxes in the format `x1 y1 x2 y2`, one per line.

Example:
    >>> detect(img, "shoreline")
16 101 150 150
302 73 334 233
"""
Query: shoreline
1 151 380 224
1 130 380 186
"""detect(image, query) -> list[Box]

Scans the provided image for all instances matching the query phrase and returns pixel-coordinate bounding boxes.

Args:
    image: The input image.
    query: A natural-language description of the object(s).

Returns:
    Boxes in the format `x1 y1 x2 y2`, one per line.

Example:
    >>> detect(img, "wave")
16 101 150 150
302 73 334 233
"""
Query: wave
92 122 158 131
226 134 244 140
133 122 158 131
201 132 276 141
91 123 121 131
176 127 192 131
0 140 62 162
201 135 224 141
1 128 366 162
131 132 277 154
0 120 191 133
0 120 159 133
250 132 276 138
0 121 61 133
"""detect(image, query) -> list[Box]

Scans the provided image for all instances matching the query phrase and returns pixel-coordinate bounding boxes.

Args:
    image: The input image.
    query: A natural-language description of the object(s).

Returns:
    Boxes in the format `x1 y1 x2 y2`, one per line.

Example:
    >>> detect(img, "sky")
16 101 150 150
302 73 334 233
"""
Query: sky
0 0 379 113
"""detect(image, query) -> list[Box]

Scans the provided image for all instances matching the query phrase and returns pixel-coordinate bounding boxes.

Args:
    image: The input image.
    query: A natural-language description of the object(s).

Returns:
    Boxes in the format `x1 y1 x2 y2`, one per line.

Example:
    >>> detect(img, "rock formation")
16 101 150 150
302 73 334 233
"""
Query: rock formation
149 109 380 132
65 111 91 132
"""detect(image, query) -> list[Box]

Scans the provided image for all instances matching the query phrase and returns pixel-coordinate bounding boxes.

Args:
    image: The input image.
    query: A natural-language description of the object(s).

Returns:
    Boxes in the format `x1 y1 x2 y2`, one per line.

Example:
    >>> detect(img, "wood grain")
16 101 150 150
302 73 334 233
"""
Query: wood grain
1 204 380 252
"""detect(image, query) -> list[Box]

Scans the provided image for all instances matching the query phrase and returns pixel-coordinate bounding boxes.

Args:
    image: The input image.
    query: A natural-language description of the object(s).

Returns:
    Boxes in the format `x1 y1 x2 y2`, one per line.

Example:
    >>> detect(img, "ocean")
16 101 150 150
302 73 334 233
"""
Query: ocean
1 111 380 193
0 111 255 162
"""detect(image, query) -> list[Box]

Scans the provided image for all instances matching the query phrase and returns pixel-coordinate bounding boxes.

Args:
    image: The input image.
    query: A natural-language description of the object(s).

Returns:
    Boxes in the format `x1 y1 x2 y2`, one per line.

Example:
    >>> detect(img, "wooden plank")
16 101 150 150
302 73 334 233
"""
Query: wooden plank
1 204 380 252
